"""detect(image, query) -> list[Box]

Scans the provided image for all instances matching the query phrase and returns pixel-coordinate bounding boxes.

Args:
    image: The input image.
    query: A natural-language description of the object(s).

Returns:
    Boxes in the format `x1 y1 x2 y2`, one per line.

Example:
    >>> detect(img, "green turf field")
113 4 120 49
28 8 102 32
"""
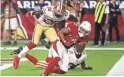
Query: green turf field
1 42 124 76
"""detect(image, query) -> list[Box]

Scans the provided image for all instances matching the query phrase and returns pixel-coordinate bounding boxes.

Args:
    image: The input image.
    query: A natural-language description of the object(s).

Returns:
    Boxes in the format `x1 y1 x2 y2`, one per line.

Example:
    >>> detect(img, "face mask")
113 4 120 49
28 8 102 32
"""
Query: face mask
78 27 89 37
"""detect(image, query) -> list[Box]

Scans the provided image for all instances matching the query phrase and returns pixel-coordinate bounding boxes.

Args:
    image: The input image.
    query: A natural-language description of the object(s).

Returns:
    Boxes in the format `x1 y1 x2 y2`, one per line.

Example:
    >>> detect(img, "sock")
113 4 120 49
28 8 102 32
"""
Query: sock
46 57 53 63
43 57 60 76
36 61 48 68
18 42 37 58
27 42 37 50
51 66 66 74
25 53 38 65
18 46 29 58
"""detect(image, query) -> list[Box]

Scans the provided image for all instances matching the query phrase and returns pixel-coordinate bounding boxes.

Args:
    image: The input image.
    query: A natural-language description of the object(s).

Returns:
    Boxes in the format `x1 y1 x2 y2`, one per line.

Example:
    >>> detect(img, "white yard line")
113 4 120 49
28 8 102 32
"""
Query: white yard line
1 47 124 51
0 58 28 71
106 55 124 76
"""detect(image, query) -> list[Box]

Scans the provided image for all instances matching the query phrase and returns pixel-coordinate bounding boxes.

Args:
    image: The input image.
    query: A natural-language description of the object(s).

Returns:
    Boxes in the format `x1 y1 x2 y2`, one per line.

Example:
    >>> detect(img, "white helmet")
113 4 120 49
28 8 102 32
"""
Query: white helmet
78 21 91 37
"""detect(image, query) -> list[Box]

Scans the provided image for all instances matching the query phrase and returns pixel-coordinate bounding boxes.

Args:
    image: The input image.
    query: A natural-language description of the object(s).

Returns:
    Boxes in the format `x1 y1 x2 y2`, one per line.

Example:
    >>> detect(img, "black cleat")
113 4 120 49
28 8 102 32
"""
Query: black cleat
13 41 17 45
40 39 51 49
10 47 23 55
4 41 11 45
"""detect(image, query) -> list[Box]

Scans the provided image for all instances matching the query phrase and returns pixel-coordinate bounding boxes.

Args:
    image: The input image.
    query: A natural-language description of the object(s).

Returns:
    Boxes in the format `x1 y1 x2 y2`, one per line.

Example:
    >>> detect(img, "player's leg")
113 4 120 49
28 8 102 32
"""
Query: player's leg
57 42 69 73
40 27 57 49
42 41 60 76
36 42 67 74
47 41 69 75
36 61 48 68
25 53 39 65
36 48 53 68
12 47 43 67
4 19 11 45
51 66 66 74
12 40 51 68
46 48 53 63
44 27 57 43
13 22 43 69
11 17 18 45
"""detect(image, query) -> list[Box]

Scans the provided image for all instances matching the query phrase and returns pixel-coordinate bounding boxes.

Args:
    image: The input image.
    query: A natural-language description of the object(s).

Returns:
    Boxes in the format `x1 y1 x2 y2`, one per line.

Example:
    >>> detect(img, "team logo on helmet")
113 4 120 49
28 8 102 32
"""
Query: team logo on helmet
53 2 65 18
78 21 91 37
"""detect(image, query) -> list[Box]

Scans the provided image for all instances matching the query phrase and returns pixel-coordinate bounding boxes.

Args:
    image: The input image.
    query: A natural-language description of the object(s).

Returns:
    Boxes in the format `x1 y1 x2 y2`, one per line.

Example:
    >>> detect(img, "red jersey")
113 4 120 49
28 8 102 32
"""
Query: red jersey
65 20 89 44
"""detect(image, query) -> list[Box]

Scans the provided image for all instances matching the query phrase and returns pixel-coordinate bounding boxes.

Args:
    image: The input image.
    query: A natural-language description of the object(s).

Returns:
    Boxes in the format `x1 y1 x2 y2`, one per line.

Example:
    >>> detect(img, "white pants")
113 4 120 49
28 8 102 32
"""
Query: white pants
48 41 69 72
4 17 18 30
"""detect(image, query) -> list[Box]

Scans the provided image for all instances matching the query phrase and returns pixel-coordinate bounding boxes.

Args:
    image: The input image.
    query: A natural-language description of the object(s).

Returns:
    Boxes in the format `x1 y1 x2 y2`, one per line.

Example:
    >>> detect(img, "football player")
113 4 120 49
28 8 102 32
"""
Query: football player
11 20 92 76
41 20 92 76
13 2 70 69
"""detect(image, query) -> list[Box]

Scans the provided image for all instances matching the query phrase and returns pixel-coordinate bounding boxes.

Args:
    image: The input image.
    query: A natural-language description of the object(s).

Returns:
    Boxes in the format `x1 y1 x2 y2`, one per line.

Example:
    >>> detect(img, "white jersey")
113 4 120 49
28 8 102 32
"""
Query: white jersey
48 44 87 71
38 6 70 26
68 46 87 66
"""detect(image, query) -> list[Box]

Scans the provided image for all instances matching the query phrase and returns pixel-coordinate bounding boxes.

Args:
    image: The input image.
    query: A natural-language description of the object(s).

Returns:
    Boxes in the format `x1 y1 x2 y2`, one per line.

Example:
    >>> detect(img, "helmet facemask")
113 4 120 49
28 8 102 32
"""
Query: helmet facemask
54 2 65 18
78 21 91 37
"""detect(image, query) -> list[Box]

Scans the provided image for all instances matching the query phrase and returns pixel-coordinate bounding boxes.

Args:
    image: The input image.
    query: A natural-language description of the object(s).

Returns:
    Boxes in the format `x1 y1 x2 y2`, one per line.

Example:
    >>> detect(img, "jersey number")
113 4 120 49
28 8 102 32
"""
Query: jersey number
43 18 54 25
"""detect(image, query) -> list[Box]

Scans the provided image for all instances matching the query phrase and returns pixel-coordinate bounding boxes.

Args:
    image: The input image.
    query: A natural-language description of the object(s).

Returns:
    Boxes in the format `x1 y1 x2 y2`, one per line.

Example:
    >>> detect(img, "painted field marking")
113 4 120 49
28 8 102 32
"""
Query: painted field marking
0 58 27 71
1 47 124 51
106 55 124 76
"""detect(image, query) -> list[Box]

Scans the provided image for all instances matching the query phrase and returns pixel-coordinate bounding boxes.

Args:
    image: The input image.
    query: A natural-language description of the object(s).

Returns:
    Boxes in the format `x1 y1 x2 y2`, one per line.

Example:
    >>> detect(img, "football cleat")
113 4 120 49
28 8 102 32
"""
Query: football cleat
40 39 51 49
10 47 23 55
13 56 20 69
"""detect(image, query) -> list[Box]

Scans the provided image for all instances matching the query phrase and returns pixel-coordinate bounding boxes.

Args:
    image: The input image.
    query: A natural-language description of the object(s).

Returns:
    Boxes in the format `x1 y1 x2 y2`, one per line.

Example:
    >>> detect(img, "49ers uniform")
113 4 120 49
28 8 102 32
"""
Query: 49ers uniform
12 5 70 70
32 6 70 45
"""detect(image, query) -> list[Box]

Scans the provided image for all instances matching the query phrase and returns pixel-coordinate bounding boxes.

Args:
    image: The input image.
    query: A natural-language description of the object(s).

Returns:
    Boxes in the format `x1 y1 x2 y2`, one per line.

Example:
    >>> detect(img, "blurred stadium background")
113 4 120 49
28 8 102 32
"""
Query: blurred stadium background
0 0 124 76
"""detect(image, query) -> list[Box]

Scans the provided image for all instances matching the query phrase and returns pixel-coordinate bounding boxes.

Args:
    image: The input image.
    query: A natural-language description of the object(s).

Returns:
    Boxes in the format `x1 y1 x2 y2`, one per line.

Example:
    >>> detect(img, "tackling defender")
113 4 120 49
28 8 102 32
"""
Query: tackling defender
11 20 92 76
13 2 70 69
